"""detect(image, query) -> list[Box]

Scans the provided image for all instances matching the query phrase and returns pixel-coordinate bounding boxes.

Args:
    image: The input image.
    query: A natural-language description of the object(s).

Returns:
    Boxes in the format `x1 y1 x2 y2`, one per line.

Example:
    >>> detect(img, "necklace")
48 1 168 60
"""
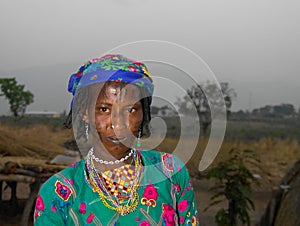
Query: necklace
90 148 134 164
86 150 142 216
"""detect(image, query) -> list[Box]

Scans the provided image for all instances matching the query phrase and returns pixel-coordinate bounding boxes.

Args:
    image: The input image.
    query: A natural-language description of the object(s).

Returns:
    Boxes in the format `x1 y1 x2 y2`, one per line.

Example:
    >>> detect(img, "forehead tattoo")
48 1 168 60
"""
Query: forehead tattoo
103 82 141 103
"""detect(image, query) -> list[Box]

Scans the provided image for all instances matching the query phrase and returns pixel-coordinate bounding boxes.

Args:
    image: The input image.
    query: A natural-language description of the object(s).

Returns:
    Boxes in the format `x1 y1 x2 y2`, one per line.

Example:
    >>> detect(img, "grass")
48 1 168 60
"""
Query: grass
225 120 300 141
1 119 300 189
0 123 73 159
155 135 300 189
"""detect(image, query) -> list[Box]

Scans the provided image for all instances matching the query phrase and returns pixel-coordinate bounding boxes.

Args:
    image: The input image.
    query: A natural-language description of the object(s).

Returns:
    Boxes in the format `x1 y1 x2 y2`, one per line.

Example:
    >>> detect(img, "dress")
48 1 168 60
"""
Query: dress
34 150 199 226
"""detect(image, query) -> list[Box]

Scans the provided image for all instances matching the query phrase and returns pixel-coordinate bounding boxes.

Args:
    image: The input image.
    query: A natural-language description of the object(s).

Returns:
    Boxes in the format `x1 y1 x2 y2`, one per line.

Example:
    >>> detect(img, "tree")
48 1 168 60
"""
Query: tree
0 78 34 118
251 103 296 119
273 103 295 116
175 82 236 135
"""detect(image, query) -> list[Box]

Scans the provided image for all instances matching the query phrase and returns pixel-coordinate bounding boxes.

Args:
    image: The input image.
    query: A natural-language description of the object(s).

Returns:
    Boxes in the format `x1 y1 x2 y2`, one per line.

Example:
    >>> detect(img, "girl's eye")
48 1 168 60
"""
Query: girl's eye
99 107 110 113
128 108 136 113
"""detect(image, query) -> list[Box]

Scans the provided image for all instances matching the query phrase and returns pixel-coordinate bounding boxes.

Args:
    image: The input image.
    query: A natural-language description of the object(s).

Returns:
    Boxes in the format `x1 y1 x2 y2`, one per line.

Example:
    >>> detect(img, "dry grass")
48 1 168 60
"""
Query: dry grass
1 123 299 189
155 136 300 190
0 124 73 160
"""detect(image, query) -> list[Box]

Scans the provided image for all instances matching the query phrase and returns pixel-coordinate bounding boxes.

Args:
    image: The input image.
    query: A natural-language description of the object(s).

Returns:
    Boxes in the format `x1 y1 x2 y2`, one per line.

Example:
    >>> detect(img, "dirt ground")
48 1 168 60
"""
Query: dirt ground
0 177 272 226
191 177 272 226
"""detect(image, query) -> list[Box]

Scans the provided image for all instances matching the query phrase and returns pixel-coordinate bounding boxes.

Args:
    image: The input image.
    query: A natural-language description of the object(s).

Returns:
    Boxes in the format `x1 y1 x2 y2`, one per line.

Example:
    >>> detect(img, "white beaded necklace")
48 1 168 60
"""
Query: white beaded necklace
90 148 134 165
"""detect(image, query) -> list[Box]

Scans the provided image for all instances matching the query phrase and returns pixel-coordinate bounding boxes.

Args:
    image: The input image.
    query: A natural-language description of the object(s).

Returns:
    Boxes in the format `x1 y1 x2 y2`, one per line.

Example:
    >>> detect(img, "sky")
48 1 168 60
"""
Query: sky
0 0 299 115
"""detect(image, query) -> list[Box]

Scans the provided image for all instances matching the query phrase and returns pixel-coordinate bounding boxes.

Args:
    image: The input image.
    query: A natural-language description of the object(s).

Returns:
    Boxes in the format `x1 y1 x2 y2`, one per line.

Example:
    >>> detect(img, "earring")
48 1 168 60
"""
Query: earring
85 122 89 140
136 128 142 150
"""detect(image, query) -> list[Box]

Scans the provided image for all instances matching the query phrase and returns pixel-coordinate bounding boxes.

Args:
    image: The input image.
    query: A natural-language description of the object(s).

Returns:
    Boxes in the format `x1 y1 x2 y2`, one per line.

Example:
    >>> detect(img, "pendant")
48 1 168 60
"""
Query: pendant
118 205 137 216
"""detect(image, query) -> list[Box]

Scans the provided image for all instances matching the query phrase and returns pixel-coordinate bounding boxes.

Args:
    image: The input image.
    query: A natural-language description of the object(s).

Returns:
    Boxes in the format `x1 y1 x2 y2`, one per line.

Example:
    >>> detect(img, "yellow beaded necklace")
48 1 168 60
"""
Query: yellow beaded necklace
87 150 142 216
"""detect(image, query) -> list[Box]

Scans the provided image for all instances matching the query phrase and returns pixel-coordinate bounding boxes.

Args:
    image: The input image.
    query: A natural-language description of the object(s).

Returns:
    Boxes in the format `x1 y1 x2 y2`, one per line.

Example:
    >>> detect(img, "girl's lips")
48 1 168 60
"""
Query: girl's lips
106 137 127 144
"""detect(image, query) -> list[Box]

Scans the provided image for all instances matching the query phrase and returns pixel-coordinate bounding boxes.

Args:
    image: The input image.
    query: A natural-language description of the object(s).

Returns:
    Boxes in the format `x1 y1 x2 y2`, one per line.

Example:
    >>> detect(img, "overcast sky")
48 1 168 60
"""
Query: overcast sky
0 0 299 115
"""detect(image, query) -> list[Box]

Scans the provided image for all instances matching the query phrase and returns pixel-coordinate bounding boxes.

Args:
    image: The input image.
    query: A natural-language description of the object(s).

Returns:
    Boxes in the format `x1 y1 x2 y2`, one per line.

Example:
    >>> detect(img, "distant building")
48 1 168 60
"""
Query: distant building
25 111 61 118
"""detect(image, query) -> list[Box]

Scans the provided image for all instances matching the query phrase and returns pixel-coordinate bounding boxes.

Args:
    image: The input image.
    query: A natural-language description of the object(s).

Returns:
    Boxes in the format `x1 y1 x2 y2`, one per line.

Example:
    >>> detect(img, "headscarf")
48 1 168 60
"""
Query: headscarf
68 54 154 108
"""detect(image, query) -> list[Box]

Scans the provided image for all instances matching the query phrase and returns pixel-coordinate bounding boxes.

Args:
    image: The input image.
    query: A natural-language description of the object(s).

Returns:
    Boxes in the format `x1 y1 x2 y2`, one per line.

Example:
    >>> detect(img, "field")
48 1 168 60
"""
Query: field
0 116 300 225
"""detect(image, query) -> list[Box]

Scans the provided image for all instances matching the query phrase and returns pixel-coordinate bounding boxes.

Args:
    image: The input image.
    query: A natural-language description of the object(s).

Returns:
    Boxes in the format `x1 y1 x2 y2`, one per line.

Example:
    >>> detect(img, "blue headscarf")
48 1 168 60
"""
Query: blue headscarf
68 54 154 108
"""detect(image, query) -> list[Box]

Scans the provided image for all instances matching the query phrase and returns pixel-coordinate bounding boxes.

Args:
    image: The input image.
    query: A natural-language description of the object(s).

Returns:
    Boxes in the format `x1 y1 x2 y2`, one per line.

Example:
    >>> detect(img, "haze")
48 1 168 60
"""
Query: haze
0 0 299 115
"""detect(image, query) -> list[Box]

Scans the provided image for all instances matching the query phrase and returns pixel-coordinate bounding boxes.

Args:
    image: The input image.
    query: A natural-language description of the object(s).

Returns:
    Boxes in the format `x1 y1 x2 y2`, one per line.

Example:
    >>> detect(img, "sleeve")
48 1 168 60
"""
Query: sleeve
34 174 73 226
172 156 200 226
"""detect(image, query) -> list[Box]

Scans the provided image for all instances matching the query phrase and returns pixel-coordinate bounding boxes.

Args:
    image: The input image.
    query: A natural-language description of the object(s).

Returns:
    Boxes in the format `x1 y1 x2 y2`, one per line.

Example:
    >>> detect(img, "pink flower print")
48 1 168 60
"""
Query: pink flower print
143 184 158 200
35 195 44 211
178 200 189 212
141 184 158 208
51 205 57 212
175 183 181 192
162 204 175 226
135 217 141 221
86 212 95 223
34 210 41 219
139 220 151 226
187 181 192 191
179 216 185 224
79 202 86 214
64 178 74 185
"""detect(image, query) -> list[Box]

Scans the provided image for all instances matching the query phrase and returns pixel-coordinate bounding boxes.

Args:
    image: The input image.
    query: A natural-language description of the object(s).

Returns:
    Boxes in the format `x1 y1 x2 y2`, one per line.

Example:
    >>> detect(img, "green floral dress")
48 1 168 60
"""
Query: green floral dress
34 150 199 226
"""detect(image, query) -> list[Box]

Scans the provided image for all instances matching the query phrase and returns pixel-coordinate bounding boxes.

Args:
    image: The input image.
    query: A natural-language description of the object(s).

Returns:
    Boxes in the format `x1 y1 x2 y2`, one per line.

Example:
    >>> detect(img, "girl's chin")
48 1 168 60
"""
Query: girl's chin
103 143 133 153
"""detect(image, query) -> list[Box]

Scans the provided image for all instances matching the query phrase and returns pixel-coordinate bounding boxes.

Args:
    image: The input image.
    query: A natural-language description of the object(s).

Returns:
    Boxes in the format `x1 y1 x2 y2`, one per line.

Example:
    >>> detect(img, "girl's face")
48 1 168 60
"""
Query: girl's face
87 82 143 158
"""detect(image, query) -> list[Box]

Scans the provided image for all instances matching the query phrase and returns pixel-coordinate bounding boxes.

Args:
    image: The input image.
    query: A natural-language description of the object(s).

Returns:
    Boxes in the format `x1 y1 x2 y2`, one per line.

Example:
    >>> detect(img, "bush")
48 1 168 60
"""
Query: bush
205 149 260 226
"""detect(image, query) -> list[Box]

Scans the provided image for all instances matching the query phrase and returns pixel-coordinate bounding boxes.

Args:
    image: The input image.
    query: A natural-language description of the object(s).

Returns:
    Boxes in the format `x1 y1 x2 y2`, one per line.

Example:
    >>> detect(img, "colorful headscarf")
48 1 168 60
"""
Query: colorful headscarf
68 54 154 108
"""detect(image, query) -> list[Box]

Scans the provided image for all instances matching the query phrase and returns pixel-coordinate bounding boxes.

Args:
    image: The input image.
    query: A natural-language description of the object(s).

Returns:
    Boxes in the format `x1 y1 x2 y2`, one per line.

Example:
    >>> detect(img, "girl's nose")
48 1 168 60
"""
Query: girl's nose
111 111 128 131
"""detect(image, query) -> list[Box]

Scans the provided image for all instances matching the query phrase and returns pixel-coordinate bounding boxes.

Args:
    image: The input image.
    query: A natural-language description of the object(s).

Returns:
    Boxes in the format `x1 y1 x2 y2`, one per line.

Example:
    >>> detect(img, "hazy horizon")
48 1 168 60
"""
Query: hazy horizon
0 61 299 116
1 0 299 115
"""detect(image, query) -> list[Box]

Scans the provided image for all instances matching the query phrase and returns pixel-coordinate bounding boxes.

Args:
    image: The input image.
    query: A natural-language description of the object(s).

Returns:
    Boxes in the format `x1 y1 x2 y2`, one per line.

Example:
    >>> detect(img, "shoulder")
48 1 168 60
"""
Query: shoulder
38 159 84 201
34 160 85 224
140 150 184 171
140 150 189 179
141 151 194 196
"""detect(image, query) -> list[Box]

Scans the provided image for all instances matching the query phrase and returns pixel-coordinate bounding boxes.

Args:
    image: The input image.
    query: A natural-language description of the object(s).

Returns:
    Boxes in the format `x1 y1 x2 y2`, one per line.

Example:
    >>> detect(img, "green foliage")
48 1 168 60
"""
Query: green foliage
205 149 260 226
251 103 296 118
0 78 34 118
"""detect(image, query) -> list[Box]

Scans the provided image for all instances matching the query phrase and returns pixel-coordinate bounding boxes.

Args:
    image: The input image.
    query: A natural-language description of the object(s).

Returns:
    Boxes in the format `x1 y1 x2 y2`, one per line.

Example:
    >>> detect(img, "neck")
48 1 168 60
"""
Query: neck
90 147 134 171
